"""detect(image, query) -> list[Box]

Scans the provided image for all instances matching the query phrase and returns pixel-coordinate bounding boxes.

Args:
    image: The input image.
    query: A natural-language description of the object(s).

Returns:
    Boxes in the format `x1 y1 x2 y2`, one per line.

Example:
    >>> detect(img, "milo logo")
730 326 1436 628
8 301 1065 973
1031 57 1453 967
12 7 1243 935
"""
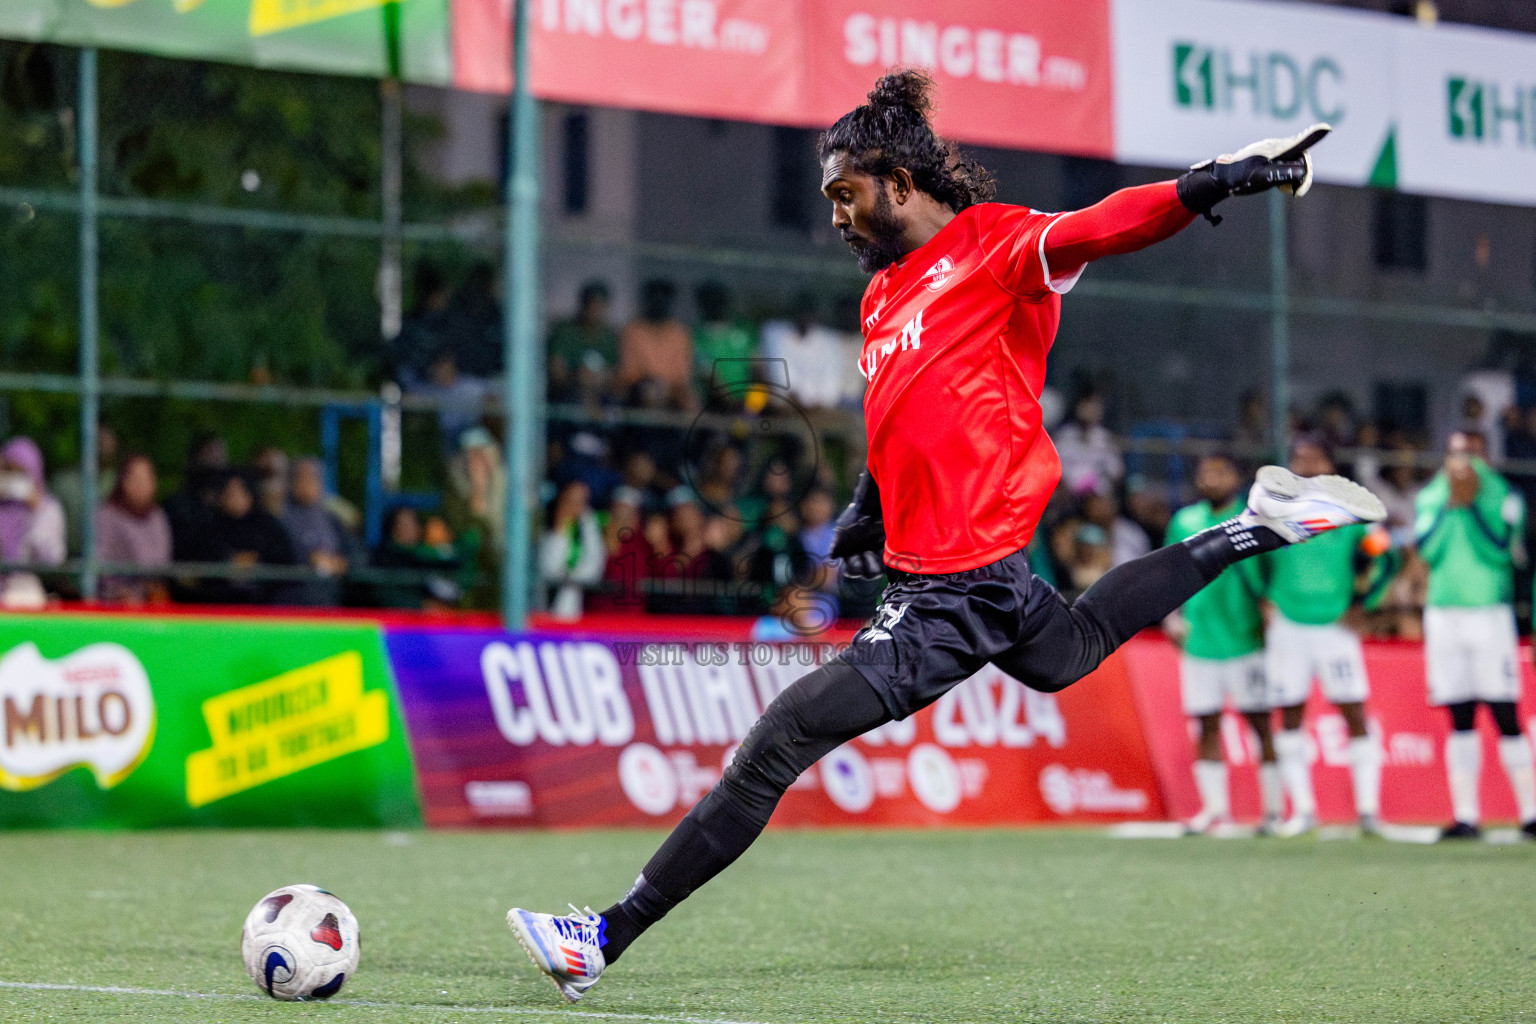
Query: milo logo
0 641 155 791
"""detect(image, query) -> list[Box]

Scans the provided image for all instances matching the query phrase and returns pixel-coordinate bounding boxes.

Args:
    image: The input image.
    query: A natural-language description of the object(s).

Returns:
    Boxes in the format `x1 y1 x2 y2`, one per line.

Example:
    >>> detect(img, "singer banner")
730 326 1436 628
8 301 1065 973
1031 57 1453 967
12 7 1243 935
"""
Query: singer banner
386 627 1167 828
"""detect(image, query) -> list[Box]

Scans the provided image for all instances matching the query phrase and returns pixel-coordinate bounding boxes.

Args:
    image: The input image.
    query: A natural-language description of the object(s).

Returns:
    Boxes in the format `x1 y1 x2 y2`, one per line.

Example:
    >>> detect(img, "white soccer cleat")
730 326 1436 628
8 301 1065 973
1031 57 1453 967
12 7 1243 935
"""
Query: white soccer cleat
1274 813 1317 838
1240 466 1386 545
508 905 607 1003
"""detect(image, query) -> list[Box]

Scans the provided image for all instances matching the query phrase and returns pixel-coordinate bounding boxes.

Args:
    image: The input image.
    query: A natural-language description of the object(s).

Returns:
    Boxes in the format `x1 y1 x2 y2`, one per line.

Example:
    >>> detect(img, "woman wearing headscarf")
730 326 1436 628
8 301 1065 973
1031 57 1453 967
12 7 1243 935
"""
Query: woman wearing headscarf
95 452 172 605
0 437 66 608
181 469 297 604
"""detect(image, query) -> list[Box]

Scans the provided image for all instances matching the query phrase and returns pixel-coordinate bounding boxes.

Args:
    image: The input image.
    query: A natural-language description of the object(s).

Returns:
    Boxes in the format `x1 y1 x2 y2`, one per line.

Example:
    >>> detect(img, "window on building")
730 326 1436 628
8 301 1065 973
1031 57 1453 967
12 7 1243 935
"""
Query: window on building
562 110 590 216
770 126 814 231
1372 191 1428 271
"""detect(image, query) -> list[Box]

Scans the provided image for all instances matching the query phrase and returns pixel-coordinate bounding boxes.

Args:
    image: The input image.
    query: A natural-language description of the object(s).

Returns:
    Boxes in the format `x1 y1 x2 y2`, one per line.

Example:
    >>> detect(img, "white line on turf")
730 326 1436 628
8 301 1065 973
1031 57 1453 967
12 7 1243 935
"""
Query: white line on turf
0 981 772 1024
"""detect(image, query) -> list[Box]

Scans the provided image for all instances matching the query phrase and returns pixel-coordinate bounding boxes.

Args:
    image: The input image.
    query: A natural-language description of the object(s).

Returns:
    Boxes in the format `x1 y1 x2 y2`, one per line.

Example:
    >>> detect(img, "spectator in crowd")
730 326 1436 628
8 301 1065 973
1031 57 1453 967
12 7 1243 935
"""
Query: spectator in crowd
549 429 622 509
372 506 462 610
164 433 227 564
619 449 664 516
95 452 171 606
617 279 696 410
1315 391 1358 450
393 262 452 386
704 510 746 576
281 457 355 607
694 445 743 512
253 445 289 517
1233 388 1269 452
1082 487 1150 568
446 427 505 555
798 487 839 615
759 293 845 411
444 262 503 378
737 457 796 528
0 437 66 608
51 422 117 556
183 469 298 604
1066 522 1113 598
539 481 606 620
692 280 755 406
1125 474 1172 552
547 280 619 401
1357 436 1426 540
591 486 652 614
410 348 493 456
1054 391 1124 493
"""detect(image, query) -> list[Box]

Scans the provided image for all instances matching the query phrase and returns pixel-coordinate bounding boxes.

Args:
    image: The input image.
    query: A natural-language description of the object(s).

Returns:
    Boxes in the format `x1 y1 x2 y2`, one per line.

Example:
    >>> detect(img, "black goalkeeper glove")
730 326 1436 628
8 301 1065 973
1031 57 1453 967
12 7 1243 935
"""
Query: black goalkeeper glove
829 467 887 579
1177 123 1330 225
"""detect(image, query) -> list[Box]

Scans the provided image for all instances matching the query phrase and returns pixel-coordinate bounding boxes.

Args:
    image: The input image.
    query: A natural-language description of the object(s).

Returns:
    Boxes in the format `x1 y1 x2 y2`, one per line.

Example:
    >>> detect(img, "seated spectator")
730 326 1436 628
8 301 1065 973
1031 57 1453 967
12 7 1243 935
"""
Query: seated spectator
549 429 622 509
617 279 696 410
392 262 453 386
589 486 652 614
409 349 493 457
51 422 117 556
547 281 619 401
253 445 289 517
798 487 839 617
1066 522 1113 598
373 506 463 610
281 458 355 607
619 450 665 516
181 469 297 605
445 428 503 609
1124 474 1172 552
539 481 606 620
652 488 731 613
95 452 171 606
760 293 845 410
694 445 744 512
692 280 756 406
1054 391 1123 493
0 437 66 608
736 457 796 528
443 262 503 378
1081 488 1150 568
164 433 228 564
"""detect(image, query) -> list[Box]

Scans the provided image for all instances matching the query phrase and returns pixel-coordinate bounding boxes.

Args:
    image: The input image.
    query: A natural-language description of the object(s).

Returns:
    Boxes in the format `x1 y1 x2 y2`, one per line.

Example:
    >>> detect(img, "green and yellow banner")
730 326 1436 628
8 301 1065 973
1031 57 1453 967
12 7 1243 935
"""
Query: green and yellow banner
0 614 420 828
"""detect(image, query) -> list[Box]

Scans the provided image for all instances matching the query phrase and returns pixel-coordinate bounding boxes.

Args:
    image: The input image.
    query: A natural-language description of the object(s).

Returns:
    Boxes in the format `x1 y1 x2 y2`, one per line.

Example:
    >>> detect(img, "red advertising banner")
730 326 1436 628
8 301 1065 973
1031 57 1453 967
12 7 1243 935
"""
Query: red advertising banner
802 0 1114 156
450 0 1114 154
1123 635 1536 825
387 627 1166 828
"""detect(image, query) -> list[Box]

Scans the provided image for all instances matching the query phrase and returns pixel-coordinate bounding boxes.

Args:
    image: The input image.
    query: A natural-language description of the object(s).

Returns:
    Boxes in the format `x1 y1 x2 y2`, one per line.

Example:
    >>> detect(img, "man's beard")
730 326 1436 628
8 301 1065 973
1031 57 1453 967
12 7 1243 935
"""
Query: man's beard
842 187 906 274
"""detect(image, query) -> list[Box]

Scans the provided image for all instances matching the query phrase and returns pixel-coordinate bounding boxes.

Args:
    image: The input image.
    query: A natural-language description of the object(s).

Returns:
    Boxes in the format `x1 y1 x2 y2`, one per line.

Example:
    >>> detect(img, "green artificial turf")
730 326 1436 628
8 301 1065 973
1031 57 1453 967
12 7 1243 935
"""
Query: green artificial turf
0 828 1532 1023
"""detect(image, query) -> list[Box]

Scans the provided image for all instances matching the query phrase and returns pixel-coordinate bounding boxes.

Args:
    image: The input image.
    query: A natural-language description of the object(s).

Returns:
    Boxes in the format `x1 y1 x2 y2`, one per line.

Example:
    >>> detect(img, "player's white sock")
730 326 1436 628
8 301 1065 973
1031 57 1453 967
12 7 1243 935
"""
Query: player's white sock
1194 759 1230 822
1347 735 1382 820
1275 729 1315 819
1497 736 1536 824
1259 761 1283 823
1446 730 1482 826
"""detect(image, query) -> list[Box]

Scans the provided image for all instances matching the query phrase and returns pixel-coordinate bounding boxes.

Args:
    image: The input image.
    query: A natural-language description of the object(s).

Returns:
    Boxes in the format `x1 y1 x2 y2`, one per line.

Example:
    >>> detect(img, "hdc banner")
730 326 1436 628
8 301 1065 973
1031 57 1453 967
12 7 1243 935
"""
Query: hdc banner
0 614 420 828
387 627 1166 828
1123 635 1536 825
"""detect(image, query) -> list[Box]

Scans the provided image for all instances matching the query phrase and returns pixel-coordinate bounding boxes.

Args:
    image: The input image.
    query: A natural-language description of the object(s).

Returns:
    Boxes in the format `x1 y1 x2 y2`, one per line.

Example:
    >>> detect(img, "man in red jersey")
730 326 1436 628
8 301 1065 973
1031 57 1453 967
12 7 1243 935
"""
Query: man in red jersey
508 71 1382 1003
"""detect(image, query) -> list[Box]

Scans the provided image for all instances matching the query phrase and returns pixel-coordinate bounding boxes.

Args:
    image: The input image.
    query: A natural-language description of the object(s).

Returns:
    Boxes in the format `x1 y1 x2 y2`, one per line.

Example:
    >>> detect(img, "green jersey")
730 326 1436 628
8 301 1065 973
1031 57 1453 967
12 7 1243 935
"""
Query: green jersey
1415 459 1524 607
1165 500 1265 659
1260 522 1368 626
546 319 619 373
693 321 757 392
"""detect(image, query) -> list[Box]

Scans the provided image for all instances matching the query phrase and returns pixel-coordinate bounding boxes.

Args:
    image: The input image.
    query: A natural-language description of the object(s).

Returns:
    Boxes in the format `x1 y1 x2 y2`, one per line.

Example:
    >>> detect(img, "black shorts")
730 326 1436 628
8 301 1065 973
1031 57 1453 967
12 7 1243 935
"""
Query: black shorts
839 547 1071 720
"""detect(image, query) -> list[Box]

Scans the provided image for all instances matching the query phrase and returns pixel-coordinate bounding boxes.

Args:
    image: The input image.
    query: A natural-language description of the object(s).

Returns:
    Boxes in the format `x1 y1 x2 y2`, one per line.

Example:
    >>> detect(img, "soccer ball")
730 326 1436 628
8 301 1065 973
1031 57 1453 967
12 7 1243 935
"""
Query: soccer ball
240 884 360 1000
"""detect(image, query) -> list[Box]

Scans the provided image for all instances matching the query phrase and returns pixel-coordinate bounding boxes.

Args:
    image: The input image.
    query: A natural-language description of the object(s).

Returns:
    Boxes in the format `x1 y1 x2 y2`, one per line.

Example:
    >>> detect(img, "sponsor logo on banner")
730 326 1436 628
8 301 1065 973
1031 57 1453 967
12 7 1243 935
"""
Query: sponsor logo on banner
0 641 155 791
537 0 771 54
1171 42 1343 124
1446 75 1535 150
1038 764 1149 816
184 651 390 807
841 12 1088 91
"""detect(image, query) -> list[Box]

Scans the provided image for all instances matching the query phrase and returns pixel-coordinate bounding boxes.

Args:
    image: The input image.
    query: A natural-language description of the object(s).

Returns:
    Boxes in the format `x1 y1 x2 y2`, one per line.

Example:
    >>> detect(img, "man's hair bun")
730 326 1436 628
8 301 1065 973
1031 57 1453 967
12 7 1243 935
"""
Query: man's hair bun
866 69 935 118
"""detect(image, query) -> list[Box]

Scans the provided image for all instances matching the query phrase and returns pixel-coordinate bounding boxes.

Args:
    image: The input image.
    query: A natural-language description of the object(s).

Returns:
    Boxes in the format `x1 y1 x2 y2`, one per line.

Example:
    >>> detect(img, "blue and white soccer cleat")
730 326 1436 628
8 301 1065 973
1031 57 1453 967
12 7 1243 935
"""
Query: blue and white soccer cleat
507 905 607 1003
1239 466 1386 545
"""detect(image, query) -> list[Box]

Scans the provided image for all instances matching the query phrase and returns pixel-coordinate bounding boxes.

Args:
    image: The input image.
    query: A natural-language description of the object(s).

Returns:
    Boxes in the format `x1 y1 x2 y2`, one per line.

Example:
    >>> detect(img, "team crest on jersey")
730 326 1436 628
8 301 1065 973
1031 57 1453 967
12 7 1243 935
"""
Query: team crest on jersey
924 256 954 291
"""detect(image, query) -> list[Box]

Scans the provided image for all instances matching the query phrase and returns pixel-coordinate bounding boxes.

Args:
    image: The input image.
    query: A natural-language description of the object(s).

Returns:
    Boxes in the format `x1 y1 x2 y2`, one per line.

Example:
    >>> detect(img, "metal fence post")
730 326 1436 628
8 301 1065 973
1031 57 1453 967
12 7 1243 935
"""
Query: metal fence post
78 48 100 600
502 0 543 627
1269 189 1290 465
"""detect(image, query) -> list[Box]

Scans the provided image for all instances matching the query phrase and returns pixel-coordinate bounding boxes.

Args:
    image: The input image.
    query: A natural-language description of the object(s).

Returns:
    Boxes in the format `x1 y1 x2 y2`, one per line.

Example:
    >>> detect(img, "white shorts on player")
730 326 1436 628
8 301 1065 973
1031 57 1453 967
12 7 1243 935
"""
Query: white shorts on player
1424 605 1521 706
1265 613 1369 708
1181 653 1268 717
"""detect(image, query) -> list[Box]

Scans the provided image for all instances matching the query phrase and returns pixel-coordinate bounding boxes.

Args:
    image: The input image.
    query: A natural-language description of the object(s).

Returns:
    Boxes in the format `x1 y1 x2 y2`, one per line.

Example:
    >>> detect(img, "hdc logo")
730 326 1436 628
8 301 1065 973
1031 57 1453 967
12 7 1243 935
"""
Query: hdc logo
1173 42 1343 125
1447 77 1535 148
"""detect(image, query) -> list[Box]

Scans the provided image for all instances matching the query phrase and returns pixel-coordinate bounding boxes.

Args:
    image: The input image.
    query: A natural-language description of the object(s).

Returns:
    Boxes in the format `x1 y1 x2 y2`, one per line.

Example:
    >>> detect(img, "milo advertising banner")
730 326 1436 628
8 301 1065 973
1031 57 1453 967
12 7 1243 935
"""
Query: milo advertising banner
0 614 419 828
387 627 1166 829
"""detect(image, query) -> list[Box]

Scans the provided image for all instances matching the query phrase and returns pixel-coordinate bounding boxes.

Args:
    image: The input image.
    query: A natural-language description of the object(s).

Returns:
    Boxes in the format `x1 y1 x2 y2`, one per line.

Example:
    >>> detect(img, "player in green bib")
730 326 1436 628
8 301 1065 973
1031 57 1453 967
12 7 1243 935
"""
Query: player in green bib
1415 431 1536 840
1164 453 1282 833
1259 435 1389 836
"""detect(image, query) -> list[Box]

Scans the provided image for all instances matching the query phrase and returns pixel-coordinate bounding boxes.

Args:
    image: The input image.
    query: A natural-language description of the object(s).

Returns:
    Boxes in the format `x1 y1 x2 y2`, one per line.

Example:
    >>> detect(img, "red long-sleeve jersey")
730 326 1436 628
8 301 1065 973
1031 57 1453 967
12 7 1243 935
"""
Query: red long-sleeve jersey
857 180 1194 574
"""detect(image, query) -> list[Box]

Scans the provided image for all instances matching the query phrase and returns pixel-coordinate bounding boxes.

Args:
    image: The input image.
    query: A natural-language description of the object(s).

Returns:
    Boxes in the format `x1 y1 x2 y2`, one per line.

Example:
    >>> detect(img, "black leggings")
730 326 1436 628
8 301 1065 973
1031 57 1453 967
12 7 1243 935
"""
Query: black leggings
625 545 1208 932
1448 700 1522 736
